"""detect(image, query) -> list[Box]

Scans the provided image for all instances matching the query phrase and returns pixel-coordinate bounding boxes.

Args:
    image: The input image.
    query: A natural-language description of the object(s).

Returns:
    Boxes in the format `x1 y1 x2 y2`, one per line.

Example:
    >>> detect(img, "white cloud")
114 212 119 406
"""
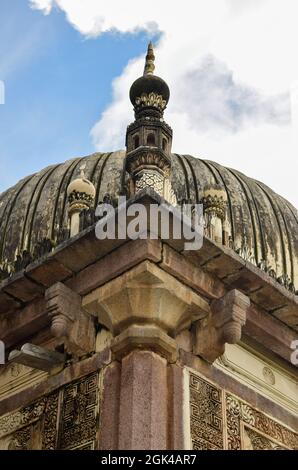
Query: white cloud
30 0 298 207
30 0 52 15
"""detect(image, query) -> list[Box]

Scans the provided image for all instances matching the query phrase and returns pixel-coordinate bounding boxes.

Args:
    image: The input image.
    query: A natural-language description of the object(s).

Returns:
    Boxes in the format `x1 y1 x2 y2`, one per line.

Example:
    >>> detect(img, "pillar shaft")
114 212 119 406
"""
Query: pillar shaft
118 350 168 450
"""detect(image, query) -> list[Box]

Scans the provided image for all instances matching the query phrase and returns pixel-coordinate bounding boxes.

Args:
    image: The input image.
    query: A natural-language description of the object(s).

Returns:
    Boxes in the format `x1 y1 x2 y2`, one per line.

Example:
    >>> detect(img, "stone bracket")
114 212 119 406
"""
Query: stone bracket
45 282 96 357
193 289 250 363
8 343 66 373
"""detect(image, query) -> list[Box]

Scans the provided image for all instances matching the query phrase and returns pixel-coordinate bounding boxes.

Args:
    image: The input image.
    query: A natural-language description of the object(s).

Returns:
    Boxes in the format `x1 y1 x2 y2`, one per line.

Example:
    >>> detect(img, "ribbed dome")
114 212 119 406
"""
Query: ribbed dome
0 151 297 292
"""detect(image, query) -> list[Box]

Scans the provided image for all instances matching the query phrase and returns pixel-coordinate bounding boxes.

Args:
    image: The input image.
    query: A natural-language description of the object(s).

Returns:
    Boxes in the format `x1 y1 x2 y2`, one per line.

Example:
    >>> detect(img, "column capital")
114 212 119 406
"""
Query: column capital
83 260 210 360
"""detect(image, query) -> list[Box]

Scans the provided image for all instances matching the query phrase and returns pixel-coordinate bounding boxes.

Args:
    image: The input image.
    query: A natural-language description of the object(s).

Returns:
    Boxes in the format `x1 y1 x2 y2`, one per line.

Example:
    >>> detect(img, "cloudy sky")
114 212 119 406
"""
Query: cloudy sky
0 0 298 207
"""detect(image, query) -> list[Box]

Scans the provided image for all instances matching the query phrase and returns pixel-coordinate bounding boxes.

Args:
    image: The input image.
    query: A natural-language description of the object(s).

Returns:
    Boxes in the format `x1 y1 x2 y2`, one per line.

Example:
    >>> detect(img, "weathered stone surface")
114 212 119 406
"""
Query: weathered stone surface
203 249 245 279
99 362 121 450
0 292 21 315
272 303 298 327
67 238 162 295
0 299 48 349
2 271 44 303
26 258 72 288
160 244 225 300
244 305 298 361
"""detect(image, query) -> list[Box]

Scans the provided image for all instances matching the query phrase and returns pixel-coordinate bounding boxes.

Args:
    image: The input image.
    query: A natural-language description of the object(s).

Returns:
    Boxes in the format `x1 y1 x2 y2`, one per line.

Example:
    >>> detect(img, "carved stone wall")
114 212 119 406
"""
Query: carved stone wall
0 372 100 450
189 371 298 450
58 373 99 450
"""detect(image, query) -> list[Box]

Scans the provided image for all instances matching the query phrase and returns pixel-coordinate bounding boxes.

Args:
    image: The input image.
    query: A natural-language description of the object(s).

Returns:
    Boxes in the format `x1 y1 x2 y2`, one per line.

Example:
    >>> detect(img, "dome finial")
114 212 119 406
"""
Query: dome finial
79 163 86 179
143 42 155 76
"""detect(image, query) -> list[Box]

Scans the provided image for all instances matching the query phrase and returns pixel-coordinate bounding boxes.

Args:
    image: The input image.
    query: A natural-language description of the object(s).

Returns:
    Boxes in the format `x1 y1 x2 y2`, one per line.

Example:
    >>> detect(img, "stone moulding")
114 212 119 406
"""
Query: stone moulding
111 324 178 363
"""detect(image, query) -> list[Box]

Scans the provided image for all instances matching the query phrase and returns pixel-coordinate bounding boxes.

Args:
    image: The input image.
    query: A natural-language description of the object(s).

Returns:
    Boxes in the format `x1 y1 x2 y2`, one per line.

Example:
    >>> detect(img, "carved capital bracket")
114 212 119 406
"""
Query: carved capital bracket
83 261 210 361
193 289 250 363
45 282 96 357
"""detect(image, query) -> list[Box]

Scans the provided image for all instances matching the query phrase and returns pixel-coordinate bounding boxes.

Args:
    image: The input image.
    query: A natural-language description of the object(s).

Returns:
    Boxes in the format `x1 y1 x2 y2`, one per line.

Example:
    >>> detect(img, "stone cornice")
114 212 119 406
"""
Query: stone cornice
0 190 297 365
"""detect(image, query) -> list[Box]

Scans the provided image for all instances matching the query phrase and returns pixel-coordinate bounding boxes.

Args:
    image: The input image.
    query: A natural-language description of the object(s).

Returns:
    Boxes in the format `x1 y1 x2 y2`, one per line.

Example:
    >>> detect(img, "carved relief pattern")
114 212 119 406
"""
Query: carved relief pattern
189 371 298 450
128 152 170 174
42 390 60 450
0 398 46 439
189 372 223 450
8 425 32 450
135 171 164 196
135 92 167 111
243 427 287 450
0 372 100 450
58 372 99 450
226 393 298 450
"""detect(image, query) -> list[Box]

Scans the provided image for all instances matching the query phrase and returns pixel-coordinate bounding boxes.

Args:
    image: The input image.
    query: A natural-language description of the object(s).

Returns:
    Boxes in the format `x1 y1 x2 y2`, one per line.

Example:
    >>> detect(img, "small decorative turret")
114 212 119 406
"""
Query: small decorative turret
125 42 176 204
67 165 95 237
201 184 228 244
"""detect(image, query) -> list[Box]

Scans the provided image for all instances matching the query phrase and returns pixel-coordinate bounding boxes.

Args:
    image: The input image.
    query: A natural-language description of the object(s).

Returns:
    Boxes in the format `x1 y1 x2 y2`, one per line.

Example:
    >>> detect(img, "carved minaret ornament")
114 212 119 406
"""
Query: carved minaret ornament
67 165 96 237
201 184 228 244
125 42 176 204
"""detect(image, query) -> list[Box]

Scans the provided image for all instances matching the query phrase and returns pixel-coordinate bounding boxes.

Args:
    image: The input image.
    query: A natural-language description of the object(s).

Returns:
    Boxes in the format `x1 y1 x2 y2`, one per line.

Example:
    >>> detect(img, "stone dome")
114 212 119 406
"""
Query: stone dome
0 151 297 293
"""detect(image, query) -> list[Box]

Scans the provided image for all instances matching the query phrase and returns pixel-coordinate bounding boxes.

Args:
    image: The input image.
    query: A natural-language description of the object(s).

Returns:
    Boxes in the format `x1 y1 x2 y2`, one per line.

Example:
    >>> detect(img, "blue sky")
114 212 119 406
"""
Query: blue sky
0 0 151 192
0 0 297 207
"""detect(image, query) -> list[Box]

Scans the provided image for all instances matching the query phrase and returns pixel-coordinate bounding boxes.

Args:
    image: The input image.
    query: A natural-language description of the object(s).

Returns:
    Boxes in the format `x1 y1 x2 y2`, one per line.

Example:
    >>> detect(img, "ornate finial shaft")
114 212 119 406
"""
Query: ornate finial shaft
143 42 155 75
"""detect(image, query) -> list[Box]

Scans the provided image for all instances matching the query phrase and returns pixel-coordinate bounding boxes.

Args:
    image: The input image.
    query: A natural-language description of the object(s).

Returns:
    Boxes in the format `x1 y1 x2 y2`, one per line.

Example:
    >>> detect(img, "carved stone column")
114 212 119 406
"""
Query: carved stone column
83 260 209 449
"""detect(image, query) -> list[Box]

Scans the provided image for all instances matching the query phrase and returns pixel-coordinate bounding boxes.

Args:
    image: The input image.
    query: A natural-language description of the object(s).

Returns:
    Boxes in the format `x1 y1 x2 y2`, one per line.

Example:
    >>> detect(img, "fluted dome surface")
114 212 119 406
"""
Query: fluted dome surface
0 151 297 291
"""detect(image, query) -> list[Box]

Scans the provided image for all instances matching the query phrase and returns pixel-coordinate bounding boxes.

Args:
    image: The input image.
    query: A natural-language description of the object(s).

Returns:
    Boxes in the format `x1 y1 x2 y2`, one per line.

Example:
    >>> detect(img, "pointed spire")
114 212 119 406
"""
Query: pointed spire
79 163 86 179
143 42 155 76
